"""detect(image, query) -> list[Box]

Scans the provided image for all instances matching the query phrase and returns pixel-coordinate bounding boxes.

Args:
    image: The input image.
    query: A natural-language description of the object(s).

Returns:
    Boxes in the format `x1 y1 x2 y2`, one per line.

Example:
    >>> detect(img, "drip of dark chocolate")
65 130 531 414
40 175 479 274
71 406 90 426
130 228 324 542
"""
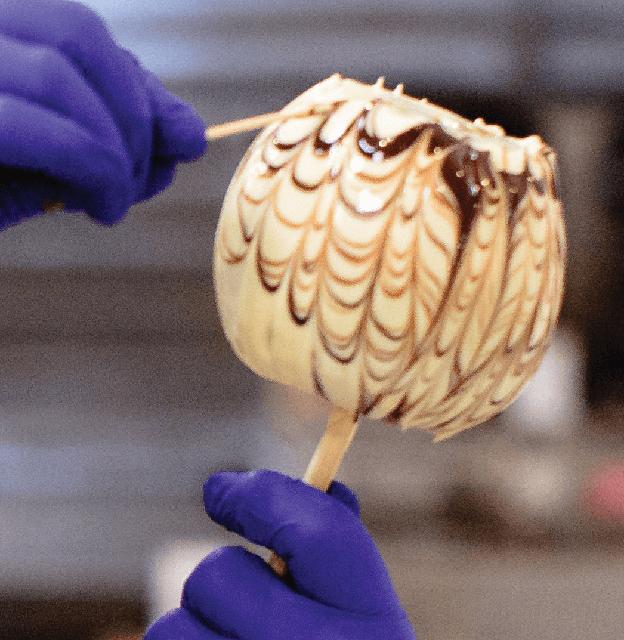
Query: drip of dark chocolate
386 396 408 422
314 136 334 154
533 177 546 196
442 144 493 243
550 173 560 200
356 119 460 162
426 124 459 154
502 171 529 221
307 108 538 236
357 122 426 160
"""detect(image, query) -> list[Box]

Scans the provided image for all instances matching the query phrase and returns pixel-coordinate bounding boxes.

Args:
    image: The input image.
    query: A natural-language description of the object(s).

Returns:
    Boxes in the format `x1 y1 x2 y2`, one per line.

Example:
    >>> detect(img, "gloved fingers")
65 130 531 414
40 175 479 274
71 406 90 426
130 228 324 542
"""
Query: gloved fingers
0 0 153 196
203 470 397 613
0 95 133 223
143 68 207 162
140 158 177 202
328 481 361 517
182 546 319 640
0 33 122 147
144 608 228 640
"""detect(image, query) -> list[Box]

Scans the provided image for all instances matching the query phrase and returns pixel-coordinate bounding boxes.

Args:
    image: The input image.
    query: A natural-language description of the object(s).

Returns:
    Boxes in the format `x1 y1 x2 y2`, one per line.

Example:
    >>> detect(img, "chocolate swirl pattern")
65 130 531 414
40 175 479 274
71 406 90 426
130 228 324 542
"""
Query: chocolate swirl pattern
214 76 566 439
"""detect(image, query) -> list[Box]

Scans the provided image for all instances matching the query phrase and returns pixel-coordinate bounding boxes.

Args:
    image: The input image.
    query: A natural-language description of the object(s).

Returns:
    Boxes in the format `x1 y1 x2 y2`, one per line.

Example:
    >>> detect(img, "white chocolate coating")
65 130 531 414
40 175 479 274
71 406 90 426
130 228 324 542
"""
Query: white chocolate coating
214 76 566 439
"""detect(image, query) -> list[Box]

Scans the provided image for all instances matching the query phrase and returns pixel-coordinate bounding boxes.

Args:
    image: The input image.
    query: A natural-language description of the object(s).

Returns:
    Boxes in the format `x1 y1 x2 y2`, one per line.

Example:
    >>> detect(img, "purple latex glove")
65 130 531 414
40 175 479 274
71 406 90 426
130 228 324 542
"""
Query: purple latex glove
0 0 206 230
145 470 416 640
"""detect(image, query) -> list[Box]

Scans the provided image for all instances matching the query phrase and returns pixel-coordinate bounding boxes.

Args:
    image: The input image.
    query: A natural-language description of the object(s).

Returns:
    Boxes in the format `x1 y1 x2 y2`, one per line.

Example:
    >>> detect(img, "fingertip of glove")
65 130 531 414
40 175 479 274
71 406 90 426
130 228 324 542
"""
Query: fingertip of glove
81 173 134 226
144 608 208 640
173 111 208 160
328 481 361 517
88 211 125 226
156 100 208 161
86 200 130 226
203 471 237 517
177 109 208 160
202 470 293 533
184 545 255 598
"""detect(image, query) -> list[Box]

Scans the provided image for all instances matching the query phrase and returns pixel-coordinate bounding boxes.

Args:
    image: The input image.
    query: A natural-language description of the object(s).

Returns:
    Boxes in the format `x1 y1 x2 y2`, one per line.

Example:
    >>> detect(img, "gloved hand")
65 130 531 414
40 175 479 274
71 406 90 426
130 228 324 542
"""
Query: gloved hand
145 470 416 640
0 0 206 231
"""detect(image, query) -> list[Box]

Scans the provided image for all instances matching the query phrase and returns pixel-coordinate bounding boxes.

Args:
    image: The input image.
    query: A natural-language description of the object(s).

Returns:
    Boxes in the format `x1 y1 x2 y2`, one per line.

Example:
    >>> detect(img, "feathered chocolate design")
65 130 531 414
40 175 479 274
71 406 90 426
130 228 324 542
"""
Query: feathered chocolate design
214 75 566 440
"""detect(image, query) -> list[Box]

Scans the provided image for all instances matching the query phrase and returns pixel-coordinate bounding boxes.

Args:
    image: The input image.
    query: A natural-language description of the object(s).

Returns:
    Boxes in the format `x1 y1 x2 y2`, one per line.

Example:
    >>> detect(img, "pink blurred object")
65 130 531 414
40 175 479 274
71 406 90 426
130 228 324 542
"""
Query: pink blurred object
585 464 624 522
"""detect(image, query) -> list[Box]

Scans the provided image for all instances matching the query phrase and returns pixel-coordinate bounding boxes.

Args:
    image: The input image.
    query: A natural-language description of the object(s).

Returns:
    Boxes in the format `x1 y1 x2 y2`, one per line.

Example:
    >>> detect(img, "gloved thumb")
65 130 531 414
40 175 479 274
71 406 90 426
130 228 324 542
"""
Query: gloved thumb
203 470 397 614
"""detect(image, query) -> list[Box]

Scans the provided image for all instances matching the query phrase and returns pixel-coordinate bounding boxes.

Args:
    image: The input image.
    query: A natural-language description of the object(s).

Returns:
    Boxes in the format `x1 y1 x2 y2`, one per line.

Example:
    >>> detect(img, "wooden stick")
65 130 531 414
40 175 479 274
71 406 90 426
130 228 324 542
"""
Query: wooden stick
205 104 334 141
43 200 64 214
301 407 359 490
268 406 359 577
206 111 287 140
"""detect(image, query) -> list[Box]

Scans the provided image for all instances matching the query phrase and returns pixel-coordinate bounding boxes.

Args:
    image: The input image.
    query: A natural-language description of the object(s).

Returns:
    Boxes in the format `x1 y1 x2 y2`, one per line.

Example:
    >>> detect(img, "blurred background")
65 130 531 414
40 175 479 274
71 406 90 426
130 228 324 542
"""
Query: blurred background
1 1 624 639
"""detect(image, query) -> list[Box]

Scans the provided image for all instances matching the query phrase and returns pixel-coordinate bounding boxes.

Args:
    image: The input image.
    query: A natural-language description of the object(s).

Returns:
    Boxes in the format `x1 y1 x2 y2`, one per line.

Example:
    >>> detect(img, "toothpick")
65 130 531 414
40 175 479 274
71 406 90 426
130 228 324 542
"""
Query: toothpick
205 104 335 141
206 111 287 140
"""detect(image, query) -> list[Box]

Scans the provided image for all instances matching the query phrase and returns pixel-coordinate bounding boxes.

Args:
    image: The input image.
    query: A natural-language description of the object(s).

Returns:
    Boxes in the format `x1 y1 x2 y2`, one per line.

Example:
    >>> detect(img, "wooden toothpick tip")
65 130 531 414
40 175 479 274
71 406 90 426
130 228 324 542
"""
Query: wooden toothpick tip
43 200 65 214
205 104 336 141
206 111 286 141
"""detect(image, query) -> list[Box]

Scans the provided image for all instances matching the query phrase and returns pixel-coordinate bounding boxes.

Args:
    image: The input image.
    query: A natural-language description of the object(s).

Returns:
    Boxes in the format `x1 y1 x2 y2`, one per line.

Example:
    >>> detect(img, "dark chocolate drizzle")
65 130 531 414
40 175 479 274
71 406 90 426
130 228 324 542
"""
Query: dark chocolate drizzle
502 171 529 215
427 125 459 154
442 145 493 244
357 120 425 160
549 162 561 200
314 134 335 155
355 120 459 162
352 118 512 246
283 107 532 235
386 396 409 422
533 177 546 196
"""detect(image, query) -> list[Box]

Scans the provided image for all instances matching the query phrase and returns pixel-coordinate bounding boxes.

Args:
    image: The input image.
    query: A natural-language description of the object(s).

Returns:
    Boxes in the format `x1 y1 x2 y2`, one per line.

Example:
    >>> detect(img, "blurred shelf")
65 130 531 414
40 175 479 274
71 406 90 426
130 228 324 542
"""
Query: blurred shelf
0 198 219 271
0 268 216 340
75 0 624 97
0 339 256 412
542 39 624 93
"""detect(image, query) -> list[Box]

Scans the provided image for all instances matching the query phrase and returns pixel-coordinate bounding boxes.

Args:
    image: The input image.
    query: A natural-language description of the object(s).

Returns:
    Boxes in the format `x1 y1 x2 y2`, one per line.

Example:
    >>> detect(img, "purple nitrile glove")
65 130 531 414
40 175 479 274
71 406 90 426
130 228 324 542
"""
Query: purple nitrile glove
145 470 416 640
0 0 206 231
